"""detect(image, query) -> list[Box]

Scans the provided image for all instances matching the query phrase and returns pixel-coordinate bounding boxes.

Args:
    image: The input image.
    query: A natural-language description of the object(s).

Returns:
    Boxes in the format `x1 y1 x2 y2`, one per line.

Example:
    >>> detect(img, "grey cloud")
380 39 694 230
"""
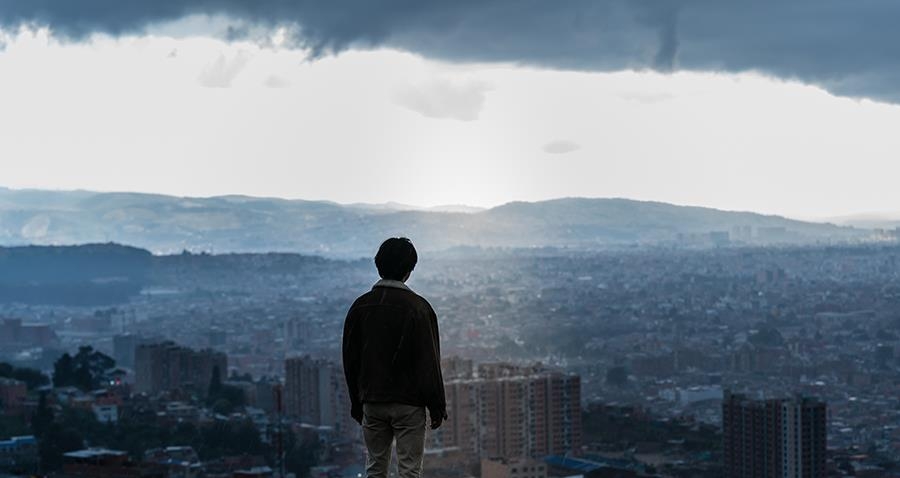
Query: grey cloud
543 140 581 155
198 51 251 87
1 1 900 102
392 79 490 121
264 75 290 88
224 24 249 42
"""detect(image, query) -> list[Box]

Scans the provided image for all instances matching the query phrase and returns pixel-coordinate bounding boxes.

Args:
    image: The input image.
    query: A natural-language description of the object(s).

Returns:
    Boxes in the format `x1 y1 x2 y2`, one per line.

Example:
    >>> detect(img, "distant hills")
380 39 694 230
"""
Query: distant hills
0 243 152 305
0 243 344 306
825 212 900 230
0 187 867 257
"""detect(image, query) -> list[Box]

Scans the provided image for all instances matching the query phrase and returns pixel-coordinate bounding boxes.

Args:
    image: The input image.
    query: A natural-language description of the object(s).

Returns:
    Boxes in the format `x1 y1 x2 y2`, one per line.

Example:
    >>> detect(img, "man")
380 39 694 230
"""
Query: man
342 237 447 478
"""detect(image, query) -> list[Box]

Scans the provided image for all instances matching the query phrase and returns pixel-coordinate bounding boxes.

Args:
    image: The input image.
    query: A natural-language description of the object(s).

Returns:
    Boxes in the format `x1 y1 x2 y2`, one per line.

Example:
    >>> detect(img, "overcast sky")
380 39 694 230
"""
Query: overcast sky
1 3 899 219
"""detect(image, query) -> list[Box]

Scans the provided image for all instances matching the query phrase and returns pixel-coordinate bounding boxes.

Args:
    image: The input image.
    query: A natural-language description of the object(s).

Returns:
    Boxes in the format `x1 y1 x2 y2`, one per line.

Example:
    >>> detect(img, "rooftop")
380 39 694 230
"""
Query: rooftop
63 448 128 459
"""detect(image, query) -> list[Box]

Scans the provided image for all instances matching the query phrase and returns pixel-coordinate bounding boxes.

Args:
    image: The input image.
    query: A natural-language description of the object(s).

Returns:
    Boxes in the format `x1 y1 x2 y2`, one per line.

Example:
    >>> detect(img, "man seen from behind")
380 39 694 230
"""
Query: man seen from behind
342 237 447 478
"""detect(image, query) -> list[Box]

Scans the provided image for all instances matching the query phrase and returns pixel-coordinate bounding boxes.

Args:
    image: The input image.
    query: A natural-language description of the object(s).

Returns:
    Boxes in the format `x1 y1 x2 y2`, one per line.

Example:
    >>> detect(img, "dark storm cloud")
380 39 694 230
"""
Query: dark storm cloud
1 0 899 102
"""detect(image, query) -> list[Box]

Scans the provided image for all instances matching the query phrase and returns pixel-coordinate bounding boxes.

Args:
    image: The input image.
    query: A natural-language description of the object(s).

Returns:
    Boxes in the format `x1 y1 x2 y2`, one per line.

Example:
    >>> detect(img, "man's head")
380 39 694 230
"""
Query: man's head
375 237 417 282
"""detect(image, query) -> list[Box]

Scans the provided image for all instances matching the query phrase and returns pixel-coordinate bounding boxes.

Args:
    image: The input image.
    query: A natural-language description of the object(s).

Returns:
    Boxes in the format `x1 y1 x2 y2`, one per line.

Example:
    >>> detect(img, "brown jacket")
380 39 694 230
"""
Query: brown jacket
342 280 447 422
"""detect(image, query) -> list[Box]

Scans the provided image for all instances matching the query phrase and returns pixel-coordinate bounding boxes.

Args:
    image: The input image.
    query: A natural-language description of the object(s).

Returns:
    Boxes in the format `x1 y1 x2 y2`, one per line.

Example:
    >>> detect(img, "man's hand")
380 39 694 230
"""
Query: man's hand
430 410 447 430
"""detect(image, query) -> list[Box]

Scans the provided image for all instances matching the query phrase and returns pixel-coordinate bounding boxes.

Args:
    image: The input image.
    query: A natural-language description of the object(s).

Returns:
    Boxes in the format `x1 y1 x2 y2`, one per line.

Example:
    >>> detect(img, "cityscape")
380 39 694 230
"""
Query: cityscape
3 1 900 477
3 231 900 476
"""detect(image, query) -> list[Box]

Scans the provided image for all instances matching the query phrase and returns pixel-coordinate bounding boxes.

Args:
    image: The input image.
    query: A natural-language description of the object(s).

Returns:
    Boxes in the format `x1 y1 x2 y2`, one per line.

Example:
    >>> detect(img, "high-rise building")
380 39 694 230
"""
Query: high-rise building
442 356 475 380
781 397 827 478
429 361 581 464
283 317 312 349
134 341 227 396
112 333 159 368
284 356 354 438
254 377 280 414
0 318 59 349
722 391 826 478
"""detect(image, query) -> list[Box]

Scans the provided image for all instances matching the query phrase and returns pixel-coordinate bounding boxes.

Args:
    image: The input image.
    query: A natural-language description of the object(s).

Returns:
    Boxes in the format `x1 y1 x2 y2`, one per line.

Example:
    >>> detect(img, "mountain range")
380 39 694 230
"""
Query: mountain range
0 187 866 257
824 213 900 230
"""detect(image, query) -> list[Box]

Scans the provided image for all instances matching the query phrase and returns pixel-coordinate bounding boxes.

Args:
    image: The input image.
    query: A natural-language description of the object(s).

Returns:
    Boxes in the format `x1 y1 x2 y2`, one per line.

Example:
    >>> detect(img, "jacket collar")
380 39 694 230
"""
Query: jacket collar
373 279 412 292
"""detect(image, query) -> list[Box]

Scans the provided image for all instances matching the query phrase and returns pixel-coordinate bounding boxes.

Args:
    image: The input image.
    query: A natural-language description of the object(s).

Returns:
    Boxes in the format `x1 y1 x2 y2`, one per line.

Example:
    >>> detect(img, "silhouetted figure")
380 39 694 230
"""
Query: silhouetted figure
342 237 447 478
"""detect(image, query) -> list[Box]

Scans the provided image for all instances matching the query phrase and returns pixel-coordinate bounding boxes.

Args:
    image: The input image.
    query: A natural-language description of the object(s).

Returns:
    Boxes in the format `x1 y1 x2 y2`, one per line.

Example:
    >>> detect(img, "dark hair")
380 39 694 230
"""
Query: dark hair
375 237 418 280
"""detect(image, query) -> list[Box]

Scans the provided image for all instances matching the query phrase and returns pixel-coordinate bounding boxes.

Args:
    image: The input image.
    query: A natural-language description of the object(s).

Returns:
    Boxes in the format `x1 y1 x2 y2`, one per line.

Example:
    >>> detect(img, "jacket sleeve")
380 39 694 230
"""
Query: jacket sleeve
342 305 362 422
417 303 447 419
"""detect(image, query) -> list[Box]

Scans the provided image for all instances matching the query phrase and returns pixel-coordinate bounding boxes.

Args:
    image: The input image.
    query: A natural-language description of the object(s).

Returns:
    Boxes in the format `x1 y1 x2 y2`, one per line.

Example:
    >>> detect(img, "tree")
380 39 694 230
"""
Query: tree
0 415 28 438
285 429 321 478
31 392 85 473
196 420 264 460
0 362 49 390
31 392 54 438
52 346 115 390
52 354 74 388
14 367 50 389
38 425 84 472
28 392 283 467
233 421 264 454
211 398 233 416
206 365 245 414
208 365 223 399
171 422 200 446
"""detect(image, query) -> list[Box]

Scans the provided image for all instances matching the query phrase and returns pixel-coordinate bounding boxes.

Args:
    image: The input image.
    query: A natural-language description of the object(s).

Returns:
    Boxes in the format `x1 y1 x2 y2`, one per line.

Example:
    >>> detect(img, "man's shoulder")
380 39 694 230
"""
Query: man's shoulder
414 293 436 316
350 287 434 314
401 288 435 314
348 290 377 309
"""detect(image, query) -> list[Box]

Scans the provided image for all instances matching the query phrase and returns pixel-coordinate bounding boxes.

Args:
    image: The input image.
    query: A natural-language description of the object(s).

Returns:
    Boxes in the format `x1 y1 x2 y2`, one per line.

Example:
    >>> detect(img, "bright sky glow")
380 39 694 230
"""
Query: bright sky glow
1 25 899 218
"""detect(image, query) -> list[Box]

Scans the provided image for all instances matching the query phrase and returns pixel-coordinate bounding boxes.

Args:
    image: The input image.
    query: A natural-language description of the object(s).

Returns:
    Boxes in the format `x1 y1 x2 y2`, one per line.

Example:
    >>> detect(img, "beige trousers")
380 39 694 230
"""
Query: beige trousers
362 403 427 478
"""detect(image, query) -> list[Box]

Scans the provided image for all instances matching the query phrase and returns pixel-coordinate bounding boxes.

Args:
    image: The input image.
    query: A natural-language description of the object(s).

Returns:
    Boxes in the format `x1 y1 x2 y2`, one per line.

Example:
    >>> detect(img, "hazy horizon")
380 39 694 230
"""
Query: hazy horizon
4 183 900 225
